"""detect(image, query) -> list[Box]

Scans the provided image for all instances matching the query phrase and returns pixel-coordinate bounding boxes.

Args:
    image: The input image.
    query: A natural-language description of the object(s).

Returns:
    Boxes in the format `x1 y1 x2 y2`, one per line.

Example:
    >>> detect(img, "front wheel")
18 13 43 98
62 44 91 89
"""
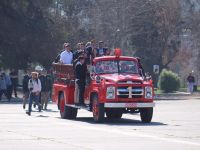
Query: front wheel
92 94 104 123
140 108 153 123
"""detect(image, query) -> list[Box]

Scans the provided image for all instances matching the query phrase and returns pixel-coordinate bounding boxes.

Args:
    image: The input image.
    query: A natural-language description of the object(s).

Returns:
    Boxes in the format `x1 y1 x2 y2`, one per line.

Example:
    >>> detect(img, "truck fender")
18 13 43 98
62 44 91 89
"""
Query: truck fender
90 89 99 101
89 91 98 111
58 91 65 110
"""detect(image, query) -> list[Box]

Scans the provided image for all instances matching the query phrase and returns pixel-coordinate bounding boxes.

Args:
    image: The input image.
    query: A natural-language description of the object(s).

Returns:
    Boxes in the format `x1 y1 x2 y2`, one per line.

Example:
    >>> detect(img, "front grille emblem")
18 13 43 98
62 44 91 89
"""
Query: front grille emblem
127 87 132 98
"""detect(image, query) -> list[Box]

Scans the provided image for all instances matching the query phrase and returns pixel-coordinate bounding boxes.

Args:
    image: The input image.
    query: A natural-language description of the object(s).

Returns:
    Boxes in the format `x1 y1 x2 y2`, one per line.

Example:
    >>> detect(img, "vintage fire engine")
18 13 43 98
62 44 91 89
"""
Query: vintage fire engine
52 49 155 123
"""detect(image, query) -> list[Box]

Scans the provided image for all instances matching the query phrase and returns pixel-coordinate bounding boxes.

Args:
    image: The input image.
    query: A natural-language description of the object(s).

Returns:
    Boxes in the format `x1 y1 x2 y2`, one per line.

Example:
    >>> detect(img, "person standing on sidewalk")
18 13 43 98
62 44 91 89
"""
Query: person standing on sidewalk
187 73 195 94
0 74 7 101
10 69 18 98
2 73 12 102
22 70 31 109
26 72 42 116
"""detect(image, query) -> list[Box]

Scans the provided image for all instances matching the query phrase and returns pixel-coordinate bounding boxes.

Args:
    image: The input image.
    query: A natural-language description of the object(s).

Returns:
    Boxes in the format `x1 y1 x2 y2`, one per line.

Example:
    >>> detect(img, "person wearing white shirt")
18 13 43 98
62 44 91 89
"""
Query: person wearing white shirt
26 72 42 116
60 43 73 64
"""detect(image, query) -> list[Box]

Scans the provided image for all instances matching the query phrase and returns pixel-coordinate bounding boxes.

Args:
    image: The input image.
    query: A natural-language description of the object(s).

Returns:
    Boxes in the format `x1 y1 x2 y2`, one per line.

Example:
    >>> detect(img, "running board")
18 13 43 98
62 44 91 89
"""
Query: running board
65 104 90 111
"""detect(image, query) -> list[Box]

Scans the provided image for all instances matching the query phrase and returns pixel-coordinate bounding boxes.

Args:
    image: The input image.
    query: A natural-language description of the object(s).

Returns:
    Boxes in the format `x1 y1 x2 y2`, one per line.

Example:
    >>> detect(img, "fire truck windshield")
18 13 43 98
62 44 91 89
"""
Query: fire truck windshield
95 60 138 74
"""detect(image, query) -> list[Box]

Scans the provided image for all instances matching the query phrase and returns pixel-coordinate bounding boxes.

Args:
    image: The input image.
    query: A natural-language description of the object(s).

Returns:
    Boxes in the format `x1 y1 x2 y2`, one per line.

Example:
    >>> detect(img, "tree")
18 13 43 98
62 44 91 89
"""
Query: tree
130 0 182 73
0 0 65 69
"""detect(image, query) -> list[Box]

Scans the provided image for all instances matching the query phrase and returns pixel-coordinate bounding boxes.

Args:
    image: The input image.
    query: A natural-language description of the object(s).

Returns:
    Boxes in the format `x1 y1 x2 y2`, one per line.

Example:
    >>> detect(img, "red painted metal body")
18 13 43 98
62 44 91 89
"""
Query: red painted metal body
52 55 154 109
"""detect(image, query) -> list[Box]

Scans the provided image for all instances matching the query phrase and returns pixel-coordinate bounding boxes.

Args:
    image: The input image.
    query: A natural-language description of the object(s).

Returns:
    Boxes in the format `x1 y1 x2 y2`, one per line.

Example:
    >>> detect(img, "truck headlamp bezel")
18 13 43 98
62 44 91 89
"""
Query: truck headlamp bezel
145 86 153 99
106 86 115 99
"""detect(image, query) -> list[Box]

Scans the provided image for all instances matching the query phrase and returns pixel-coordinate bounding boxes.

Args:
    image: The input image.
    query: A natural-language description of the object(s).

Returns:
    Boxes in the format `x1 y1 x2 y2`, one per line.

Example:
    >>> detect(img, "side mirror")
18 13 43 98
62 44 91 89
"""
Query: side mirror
139 69 144 78
89 66 95 80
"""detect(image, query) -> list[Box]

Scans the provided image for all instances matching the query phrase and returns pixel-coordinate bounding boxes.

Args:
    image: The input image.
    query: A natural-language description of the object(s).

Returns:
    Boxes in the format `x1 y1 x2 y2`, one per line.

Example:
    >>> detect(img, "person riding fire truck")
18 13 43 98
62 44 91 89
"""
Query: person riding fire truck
52 48 155 123
75 56 86 106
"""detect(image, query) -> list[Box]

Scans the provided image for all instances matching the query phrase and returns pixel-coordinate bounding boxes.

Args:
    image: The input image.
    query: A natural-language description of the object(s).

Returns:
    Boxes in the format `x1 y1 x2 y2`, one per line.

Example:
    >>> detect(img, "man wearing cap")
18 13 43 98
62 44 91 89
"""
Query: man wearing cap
60 43 73 64
26 72 42 116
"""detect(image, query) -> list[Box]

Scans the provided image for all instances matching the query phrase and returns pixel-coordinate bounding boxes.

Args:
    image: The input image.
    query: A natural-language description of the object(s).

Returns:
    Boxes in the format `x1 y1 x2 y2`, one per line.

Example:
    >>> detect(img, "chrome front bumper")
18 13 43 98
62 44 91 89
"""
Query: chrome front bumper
104 102 155 108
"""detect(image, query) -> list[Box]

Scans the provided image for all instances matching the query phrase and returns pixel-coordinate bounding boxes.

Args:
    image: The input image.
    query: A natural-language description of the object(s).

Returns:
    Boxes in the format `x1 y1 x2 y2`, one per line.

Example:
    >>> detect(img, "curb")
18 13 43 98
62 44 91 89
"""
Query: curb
155 93 200 100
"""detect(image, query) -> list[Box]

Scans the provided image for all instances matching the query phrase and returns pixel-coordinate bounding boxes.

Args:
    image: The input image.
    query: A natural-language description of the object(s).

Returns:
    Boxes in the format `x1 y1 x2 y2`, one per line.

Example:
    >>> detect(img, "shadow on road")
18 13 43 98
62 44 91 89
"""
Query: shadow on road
36 115 50 118
43 109 59 113
68 117 167 126
0 98 23 104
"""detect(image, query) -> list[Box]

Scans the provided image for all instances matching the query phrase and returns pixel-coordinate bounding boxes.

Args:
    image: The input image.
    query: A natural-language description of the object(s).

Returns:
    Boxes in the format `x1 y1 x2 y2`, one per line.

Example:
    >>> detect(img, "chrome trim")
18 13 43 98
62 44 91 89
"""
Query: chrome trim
104 102 155 108
117 88 144 96
118 81 141 84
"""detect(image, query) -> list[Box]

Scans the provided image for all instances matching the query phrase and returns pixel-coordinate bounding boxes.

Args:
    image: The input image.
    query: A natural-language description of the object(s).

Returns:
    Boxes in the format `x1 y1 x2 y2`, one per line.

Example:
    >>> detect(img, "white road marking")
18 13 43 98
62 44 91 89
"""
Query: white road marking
67 122 200 147
3 104 200 147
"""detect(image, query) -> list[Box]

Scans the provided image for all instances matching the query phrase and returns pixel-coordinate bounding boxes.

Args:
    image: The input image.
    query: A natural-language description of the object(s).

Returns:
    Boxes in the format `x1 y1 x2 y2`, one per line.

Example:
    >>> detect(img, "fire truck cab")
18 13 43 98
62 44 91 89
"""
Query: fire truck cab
52 49 155 123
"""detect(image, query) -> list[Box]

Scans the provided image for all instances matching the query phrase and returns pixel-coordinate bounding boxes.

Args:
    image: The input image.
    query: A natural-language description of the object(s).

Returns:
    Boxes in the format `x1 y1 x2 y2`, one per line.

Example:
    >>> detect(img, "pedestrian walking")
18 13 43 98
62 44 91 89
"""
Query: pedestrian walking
2 73 12 101
40 71 52 110
187 73 195 93
0 74 7 101
22 71 31 109
26 72 42 116
10 69 18 97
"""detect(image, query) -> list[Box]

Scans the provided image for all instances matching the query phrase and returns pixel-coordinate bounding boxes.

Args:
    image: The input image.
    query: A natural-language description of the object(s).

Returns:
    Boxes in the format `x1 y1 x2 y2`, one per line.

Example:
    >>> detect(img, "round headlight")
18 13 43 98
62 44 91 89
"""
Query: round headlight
106 86 115 99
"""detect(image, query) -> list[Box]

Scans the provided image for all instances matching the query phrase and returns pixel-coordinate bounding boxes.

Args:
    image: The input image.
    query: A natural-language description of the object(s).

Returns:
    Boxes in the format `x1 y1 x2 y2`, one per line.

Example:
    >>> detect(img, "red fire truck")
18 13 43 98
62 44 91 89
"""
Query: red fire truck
52 49 155 123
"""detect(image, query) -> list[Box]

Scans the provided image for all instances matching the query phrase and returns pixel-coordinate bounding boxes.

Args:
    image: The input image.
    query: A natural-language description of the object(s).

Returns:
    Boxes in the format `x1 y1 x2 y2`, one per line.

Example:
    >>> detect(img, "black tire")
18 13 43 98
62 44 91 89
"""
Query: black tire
69 107 78 119
59 93 77 119
140 108 153 123
106 109 123 119
92 94 104 123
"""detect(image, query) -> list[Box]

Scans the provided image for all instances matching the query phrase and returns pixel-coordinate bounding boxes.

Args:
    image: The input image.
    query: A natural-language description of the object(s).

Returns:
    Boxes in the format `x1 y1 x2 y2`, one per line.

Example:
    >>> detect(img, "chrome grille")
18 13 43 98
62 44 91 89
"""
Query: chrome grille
117 86 143 98
118 81 142 84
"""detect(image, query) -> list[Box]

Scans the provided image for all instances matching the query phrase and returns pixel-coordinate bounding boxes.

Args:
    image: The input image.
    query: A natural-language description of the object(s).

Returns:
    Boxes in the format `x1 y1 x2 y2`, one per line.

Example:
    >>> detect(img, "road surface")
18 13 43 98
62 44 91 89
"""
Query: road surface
0 98 200 150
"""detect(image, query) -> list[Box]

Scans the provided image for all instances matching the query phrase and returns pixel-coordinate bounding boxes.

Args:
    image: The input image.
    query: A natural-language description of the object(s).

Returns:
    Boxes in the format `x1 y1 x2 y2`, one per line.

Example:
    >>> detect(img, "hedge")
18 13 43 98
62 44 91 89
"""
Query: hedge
158 69 180 93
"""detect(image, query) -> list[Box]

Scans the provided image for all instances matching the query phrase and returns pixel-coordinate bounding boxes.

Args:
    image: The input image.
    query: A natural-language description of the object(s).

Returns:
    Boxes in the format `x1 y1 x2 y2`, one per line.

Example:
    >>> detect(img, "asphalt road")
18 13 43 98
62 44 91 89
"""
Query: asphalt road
0 99 200 150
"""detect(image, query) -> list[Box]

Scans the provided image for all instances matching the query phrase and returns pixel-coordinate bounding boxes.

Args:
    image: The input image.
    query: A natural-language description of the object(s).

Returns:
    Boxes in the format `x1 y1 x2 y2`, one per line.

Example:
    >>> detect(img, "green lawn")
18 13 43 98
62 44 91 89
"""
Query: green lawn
154 88 163 94
198 86 200 91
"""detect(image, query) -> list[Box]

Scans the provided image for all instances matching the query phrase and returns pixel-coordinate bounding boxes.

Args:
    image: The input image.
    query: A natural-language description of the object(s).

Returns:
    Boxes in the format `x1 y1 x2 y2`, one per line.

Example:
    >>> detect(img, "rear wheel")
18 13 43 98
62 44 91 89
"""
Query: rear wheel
140 108 153 123
69 107 78 119
106 109 123 119
92 94 104 123
59 93 77 119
